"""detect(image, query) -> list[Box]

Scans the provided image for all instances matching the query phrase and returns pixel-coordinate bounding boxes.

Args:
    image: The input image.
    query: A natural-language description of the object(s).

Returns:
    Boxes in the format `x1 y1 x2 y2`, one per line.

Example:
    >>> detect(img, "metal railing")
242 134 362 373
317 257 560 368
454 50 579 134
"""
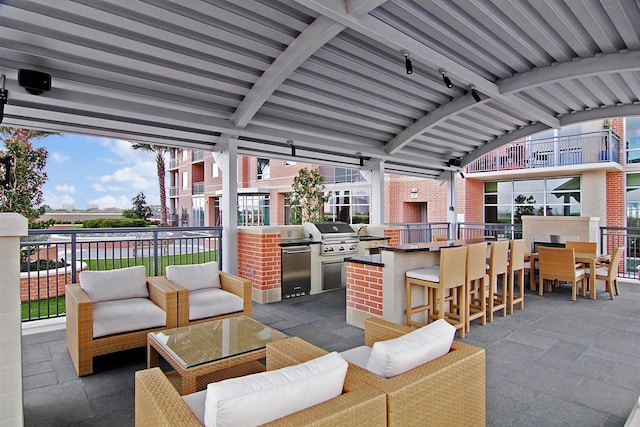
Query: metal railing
467 130 620 173
600 226 640 278
388 222 450 244
169 186 179 197
192 150 204 162
192 181 205 195
20 226 222 321
457 222 522 240
168 158 179 170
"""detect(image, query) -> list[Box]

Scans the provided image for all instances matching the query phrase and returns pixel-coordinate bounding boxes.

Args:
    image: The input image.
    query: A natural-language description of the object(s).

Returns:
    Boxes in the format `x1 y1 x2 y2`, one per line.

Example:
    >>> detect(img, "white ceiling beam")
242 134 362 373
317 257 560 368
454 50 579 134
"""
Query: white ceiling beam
499 51 640 94
232 1 385 128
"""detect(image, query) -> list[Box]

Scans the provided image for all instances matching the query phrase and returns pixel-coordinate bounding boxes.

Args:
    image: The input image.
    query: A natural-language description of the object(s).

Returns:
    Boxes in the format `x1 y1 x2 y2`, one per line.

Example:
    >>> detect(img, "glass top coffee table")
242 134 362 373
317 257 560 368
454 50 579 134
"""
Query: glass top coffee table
147 315 287 395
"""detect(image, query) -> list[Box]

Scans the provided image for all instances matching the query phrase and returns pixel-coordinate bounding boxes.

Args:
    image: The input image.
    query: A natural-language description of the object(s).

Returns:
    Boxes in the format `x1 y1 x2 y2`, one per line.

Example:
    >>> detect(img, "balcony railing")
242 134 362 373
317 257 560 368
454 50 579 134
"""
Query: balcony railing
387 222 450 244
467 130 620 173
192 181 205 195
169 186 179 197
192 150 204 162
168 158 179 170
20 226 222 321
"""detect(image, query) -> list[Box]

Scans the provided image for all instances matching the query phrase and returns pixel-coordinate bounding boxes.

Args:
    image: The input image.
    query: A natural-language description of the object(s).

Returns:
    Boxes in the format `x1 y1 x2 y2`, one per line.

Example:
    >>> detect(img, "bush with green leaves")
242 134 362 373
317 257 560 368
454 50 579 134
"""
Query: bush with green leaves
82 218 148 228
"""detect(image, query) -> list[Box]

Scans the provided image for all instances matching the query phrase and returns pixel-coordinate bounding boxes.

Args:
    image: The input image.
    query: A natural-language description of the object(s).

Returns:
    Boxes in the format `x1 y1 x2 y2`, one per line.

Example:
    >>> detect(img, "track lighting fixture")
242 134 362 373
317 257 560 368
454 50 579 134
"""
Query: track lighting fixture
440 69 453 88
357 152 364 167
287 139 295 157
402 50 412 74
470 85 481 103
0 75 7 124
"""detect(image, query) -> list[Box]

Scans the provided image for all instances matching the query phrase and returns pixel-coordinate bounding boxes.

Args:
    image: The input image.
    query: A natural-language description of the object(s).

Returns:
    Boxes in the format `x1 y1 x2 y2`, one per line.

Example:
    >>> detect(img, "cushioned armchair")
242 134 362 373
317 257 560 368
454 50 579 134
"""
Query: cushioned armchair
66 265 178 376
135 342 387 426
268 317 486 426
150 262 252 327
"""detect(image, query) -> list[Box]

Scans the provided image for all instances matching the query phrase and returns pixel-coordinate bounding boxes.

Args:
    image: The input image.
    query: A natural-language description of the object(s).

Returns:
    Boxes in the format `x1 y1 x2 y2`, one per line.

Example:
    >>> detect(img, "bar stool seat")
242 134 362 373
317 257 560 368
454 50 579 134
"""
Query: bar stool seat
486 239 509 321
405 245 467 338
508 239 526 314
465 242 488 333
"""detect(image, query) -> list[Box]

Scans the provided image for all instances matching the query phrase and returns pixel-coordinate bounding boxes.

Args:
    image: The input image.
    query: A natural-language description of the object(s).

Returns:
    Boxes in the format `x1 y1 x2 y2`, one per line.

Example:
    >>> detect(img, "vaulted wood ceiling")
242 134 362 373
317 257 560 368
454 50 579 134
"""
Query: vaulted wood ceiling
1 0 639 178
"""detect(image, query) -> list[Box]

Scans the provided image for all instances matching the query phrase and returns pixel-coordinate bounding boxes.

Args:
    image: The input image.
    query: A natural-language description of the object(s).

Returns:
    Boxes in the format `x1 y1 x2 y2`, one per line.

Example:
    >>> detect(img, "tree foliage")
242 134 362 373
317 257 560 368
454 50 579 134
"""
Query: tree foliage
123 192 153 220
130 142 169 225
0 127 58 227
289 167 331 224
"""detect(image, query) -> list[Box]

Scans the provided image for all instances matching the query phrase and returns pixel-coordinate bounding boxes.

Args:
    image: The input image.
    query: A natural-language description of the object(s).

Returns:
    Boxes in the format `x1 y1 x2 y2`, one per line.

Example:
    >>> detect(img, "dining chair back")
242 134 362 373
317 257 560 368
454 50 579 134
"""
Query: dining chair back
465 242 488 332
508 239 526 314
433 235 449 242
565 241 597 256
538 246 586 301
486 240 509 321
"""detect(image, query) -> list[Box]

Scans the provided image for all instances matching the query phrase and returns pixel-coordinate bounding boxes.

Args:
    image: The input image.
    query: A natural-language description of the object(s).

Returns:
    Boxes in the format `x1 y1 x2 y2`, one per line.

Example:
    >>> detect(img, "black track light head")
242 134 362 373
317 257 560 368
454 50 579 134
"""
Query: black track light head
470 85 482 102
287 139 295 157
402 50 413 74
440 69 453 88
357 152 364 167
0 75 7 124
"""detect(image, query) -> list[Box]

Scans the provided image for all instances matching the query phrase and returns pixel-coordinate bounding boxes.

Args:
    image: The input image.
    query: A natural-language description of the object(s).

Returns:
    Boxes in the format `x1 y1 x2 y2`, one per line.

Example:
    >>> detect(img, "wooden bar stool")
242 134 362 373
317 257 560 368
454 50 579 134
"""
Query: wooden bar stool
508 239 526 314
405 245 467 338
486 240 508 322
465 242 488 333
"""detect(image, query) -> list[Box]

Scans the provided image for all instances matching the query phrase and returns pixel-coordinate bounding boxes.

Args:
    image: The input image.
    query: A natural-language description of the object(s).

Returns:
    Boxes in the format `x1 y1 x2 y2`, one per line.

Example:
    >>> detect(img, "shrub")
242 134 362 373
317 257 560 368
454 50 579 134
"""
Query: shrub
82 218 149 228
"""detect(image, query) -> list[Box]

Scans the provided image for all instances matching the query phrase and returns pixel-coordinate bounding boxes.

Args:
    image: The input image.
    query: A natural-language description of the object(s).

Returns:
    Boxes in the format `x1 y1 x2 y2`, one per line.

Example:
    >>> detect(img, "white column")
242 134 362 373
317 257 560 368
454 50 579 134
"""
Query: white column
369 160 385 225
0 213 28 427
446 171 458 238
220 136 238 274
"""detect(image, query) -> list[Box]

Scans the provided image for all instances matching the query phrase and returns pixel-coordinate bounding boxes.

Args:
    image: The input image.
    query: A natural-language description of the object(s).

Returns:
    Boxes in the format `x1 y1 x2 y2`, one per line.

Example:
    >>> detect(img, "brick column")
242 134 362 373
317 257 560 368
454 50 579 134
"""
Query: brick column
0 213 28 426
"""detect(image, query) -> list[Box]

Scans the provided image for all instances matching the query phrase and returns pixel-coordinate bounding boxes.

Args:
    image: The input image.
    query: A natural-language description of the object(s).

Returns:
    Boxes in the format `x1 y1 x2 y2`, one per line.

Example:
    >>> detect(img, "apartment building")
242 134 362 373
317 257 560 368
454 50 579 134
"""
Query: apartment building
168 116 639 230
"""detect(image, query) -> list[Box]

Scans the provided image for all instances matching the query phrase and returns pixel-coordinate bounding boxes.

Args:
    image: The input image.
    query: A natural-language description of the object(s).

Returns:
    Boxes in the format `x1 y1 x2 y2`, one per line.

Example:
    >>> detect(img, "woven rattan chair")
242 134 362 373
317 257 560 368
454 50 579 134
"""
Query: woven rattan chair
405 245 467 338
134 344 387 427
150 268 252 327
508 239 526 314
587 246 624 300
66 273 178 376
465 241 488 332
538 246 586 301
267 317 486 427
433 235 449 242
486 239 508 321
565 241 597 256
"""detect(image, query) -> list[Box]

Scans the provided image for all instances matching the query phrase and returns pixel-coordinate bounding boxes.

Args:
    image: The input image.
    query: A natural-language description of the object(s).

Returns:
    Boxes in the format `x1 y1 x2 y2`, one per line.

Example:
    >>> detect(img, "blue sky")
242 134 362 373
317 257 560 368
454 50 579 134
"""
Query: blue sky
30 133 161 210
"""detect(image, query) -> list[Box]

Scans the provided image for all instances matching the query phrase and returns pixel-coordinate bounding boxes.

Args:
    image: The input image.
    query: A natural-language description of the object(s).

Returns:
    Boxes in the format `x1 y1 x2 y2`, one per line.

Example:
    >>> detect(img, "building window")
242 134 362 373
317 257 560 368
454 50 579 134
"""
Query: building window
238 194 270 226
484 177 581 224
211 161 218 178
182 172 188 191
182 149 188 161
284 193 300 225
257 158 270 180
626 117 640 164
318 166 364 184
324 189 370 224
192 197 205 227
626 173 640 227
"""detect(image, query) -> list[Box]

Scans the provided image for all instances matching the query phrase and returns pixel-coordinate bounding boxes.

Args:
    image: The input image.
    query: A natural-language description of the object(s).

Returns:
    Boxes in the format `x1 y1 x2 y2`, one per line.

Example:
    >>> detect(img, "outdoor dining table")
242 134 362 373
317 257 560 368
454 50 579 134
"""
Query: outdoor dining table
529 251 611 300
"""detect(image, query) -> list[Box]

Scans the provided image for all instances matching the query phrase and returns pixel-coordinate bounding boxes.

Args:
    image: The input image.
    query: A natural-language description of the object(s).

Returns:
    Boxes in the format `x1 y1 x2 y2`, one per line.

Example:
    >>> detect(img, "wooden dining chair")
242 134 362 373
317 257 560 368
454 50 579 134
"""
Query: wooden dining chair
433 235 449 242
405 246 467 338
465 242 488 332
508 239 526 314
486 240 508 321
565 241 597 254
589 247 624 300
538 246 586 301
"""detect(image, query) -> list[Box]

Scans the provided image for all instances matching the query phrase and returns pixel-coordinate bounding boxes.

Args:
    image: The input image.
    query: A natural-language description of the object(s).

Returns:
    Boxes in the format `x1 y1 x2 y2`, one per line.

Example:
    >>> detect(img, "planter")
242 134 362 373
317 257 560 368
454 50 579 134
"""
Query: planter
20 262 86 302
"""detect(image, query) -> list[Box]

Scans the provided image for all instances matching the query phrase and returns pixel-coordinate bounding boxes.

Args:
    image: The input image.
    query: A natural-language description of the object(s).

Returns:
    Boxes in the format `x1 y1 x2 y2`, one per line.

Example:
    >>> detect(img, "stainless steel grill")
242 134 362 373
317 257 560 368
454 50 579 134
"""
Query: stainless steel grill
303 221 359 256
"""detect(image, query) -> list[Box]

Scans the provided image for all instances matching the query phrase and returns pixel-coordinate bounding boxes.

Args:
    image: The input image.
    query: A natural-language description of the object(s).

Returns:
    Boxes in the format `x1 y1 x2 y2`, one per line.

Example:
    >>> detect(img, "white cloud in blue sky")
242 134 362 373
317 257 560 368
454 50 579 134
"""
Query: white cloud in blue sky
33 134 163 210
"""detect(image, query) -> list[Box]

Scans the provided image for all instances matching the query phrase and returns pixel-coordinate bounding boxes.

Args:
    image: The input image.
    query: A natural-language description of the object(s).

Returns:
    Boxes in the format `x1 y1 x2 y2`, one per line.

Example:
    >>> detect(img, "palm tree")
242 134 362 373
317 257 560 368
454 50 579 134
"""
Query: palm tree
130 142 169 226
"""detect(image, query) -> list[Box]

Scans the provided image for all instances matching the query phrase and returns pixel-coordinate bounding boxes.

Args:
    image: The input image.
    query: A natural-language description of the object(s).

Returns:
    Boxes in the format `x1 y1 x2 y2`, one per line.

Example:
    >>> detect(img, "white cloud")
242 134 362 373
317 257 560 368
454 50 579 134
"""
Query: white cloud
92 183 106 192
88 195 132 210
51 152 69 163
43 192 75 209
54 184 76 193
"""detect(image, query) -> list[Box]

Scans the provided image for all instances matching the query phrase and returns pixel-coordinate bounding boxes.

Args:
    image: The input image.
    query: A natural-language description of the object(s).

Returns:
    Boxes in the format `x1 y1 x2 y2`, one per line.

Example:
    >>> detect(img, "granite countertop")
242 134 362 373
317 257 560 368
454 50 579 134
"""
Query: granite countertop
344 254 383 267
380 241 461 252
279 238 318 247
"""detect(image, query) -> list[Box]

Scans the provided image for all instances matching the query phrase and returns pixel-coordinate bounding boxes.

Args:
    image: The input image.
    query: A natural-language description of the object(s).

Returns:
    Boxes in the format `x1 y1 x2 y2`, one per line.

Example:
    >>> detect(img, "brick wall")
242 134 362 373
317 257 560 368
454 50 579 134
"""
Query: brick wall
384 228 400 246
237 231 281 293
346 262 383 316
464 178 484 222
606 171 625 228
385 177 450 222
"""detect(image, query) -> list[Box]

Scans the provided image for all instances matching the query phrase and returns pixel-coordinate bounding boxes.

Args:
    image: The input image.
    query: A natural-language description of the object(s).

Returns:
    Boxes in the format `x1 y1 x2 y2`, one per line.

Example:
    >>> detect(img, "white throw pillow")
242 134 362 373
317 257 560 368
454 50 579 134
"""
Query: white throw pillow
366 318 455 378
166 262 221 291
203 351 347 427
79 265 148 302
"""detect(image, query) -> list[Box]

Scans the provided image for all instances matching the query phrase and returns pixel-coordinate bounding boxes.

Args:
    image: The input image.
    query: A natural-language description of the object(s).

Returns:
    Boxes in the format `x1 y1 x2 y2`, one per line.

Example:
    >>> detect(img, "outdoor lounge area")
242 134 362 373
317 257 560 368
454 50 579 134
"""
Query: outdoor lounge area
22 281 640 426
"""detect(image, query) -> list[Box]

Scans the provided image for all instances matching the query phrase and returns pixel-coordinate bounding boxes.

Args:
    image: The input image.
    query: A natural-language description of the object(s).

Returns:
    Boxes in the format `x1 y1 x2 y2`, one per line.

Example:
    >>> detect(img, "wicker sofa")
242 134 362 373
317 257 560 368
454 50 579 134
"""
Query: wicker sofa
149 263 252 327
66 267 178 377
134 340 387 426
268 317 486 426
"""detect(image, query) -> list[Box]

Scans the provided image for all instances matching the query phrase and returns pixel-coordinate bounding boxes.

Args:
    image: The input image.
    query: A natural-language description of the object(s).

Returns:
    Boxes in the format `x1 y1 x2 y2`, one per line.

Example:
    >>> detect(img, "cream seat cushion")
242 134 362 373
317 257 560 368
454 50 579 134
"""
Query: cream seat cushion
406 266 440 282
341 318 455 378
188 288 244 321
92 298 166 338
166 261 221 291
203 351 348 426
80 265 149 302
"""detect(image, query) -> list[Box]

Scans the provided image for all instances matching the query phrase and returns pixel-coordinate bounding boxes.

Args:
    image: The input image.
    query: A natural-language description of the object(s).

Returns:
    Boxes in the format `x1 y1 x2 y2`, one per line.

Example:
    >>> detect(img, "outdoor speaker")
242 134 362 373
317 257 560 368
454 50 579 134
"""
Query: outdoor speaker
18 69 51 95
447 158 462 168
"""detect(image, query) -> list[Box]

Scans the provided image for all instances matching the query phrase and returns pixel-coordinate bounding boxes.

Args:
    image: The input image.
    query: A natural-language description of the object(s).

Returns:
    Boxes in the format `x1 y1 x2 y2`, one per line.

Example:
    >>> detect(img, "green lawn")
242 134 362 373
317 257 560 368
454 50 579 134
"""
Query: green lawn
22 296 65 321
